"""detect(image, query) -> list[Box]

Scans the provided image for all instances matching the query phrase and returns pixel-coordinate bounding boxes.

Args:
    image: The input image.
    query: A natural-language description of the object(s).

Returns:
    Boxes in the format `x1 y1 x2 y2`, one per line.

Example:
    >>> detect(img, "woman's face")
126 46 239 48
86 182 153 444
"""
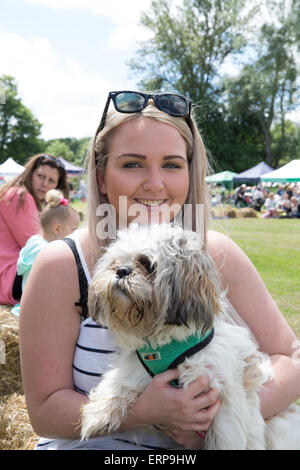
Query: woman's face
31 164 60 201
97 118 190 226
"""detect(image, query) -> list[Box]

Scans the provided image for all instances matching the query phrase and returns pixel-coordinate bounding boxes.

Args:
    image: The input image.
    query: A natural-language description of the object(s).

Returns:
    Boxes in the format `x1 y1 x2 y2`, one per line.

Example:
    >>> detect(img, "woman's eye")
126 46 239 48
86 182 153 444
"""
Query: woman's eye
123 162 141 169
164 162 182 169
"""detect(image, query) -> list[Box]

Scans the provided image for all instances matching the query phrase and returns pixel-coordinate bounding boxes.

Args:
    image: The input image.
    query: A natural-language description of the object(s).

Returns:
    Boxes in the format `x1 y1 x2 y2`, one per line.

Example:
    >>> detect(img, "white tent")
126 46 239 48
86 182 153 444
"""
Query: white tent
0 157 24 181
261 159 300 182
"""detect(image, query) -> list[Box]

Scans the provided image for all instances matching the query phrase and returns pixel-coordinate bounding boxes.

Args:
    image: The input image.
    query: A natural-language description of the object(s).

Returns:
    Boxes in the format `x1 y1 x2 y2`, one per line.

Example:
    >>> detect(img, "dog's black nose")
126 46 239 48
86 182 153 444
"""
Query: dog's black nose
116 266 132 278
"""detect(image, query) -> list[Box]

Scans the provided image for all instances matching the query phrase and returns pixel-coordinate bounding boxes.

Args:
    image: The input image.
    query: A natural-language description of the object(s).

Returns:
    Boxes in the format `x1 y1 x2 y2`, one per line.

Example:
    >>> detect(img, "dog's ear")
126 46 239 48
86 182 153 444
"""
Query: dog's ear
164 250 221 334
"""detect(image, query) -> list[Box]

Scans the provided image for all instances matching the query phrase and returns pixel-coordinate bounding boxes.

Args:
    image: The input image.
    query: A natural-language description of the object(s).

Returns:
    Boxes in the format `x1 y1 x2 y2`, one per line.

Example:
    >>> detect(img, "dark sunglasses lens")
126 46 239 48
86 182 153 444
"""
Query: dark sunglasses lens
115 92 145 112
157 95 188 116
42 154 65 169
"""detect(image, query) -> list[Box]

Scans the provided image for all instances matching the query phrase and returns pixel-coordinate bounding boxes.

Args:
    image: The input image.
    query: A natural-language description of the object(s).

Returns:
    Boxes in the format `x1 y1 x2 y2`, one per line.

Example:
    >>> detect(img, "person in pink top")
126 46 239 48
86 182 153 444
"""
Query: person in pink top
0 153 69 305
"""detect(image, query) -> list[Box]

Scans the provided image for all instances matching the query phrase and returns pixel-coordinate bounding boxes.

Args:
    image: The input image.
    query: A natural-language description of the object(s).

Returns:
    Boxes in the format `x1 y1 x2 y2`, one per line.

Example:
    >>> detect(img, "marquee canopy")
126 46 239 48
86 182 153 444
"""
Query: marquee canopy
233 162 273 183
205 170 237 184
260 160 300 182
58 157 85 174
0 157 24 180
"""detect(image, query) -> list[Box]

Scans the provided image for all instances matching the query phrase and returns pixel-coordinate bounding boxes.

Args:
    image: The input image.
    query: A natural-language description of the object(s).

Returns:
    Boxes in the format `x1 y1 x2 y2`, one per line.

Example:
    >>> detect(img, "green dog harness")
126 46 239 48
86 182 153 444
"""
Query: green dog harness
136 328 214 387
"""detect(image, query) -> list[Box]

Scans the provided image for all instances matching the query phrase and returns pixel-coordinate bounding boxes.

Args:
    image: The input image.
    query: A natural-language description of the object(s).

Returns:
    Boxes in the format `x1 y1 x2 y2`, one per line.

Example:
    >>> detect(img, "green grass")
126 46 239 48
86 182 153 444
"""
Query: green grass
212 217 300 407
210 218 300 337
70 199 88 216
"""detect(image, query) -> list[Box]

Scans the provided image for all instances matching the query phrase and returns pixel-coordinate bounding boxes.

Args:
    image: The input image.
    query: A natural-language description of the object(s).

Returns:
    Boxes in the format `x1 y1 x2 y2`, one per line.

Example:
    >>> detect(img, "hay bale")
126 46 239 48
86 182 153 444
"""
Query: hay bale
211 206 237 218
224 207 237 218
0 308 23 396
237 208 258 218
0 393 39 450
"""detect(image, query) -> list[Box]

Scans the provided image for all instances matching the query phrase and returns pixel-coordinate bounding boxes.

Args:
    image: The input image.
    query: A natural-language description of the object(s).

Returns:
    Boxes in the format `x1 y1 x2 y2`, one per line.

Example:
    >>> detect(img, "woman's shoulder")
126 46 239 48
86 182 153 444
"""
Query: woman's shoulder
35 238 76 266
34 228 89 272
206 229 234 257
1 185 35 206
206 230 248 284
25 238 80 300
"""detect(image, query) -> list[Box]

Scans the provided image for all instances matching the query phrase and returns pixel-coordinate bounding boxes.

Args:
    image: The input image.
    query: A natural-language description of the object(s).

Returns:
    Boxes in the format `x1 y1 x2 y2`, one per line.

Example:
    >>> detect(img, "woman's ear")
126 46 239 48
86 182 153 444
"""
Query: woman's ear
96 171 107 194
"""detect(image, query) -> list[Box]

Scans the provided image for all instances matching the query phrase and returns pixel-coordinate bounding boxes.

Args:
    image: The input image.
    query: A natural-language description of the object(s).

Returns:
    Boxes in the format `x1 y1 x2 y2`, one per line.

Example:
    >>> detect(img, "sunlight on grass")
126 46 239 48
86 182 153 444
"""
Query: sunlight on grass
211 218 300 336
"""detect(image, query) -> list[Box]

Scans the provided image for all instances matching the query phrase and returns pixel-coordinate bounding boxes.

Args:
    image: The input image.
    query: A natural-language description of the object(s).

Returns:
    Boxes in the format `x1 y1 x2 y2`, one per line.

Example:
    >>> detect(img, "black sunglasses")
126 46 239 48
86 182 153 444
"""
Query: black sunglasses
96 91 192 135
37 154 66 170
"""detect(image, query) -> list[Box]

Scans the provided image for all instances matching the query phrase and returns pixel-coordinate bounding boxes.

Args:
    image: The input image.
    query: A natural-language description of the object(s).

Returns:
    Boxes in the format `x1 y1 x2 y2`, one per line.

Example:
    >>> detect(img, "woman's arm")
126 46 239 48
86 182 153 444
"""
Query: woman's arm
19 241 86 438
1 190 40 248
20 240 219 445
208 230 300 419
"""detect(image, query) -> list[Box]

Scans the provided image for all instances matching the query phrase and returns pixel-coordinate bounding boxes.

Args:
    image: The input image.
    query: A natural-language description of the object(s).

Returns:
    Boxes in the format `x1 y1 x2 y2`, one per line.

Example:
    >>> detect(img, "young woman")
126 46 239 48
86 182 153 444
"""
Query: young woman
0 154 69 305
19 92 300 450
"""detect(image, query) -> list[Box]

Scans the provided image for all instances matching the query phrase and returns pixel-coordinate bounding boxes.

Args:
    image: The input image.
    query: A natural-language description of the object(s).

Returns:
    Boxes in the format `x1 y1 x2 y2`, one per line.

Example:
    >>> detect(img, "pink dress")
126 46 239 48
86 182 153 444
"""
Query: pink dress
0 188 40 305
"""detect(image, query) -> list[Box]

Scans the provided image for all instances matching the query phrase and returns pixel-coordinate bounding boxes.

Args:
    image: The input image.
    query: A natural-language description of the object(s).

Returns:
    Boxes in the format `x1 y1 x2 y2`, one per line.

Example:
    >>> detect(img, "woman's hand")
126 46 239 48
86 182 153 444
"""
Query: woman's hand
129 368 221 449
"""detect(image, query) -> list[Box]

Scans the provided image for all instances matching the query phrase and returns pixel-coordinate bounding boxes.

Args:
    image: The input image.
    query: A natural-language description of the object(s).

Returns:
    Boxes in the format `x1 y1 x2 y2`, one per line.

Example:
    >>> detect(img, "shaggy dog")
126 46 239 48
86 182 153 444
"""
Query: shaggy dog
81 224 300 449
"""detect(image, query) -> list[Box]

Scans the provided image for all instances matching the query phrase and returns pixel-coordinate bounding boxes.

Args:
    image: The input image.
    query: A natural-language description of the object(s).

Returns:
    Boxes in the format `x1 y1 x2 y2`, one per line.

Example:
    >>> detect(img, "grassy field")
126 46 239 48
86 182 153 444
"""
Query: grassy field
210 217 300 337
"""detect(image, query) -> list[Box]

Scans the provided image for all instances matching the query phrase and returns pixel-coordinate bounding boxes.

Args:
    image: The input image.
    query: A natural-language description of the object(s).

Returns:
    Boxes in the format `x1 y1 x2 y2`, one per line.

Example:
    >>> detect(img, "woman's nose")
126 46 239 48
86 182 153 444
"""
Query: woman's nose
43 179 54 190
143 169 165 192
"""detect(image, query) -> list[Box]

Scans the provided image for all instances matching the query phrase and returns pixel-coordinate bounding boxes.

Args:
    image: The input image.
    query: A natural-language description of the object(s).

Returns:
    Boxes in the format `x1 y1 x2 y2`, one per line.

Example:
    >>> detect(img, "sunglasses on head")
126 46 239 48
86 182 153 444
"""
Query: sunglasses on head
96 91 192 135
37 154 66 170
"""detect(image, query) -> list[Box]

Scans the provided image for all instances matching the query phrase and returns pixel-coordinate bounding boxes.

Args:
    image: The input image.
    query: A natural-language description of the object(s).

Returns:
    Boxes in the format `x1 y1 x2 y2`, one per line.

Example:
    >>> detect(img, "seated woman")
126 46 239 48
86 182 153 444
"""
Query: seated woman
0 154 69 305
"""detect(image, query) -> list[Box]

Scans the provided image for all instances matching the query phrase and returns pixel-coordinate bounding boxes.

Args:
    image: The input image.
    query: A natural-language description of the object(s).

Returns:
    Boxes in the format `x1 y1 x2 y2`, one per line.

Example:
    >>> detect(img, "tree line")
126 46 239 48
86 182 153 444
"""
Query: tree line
128 0 300 171
1 0 300 171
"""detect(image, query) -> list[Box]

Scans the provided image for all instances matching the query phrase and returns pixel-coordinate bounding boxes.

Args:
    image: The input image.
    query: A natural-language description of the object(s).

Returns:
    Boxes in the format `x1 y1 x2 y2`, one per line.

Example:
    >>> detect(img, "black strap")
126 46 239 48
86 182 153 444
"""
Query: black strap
168 328 215 370
136 350 155 378
63 237 89 319
12 273 23 302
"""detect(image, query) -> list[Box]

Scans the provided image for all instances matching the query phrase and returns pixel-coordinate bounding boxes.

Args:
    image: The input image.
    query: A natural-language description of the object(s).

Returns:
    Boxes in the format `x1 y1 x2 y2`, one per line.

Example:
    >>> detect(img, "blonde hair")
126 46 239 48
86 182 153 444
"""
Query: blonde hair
39 189 77 232
86 104 211 259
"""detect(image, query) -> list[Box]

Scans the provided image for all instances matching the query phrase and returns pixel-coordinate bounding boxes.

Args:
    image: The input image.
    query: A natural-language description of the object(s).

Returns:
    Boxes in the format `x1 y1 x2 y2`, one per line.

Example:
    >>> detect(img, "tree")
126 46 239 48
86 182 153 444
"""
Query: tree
128 0 260 169
0 75 43 164
129 0 300 170
45 140 75 162
271 120 300 165
44 137 90 166
129 0 256 102
223 1 298 167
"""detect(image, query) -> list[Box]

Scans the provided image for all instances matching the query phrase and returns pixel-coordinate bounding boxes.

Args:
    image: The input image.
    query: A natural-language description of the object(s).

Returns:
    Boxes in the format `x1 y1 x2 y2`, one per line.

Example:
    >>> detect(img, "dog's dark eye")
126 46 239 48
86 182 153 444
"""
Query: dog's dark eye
136 255 155 274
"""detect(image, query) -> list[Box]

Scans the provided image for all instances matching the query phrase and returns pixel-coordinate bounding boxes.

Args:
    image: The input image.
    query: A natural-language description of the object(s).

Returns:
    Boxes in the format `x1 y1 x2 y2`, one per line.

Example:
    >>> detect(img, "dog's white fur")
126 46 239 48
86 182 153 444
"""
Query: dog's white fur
81 224 300 449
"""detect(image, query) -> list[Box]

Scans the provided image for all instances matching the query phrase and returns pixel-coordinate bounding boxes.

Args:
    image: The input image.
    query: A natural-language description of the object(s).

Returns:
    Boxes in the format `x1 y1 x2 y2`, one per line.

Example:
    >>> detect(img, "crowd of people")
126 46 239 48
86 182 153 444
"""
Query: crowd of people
233 183 300 218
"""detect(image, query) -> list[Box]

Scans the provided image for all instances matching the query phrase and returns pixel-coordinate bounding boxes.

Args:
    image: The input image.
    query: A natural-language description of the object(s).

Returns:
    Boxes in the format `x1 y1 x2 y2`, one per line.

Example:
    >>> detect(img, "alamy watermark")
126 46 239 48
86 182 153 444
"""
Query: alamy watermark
95 196 205 246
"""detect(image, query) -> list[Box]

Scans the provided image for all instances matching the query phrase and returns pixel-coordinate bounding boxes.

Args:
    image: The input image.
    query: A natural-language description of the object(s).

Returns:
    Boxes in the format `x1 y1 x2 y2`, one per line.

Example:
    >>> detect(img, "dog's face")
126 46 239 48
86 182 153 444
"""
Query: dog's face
88 225 222 345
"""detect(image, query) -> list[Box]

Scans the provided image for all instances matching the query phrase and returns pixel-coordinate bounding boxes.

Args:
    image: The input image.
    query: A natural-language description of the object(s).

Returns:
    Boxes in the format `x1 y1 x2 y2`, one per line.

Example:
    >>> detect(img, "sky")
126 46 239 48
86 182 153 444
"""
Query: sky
0 0 155 140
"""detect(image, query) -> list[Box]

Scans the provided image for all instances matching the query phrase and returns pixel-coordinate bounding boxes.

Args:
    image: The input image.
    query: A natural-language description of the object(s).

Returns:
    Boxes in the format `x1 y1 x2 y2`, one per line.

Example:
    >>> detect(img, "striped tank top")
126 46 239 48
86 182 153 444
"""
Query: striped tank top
36 232 181 450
